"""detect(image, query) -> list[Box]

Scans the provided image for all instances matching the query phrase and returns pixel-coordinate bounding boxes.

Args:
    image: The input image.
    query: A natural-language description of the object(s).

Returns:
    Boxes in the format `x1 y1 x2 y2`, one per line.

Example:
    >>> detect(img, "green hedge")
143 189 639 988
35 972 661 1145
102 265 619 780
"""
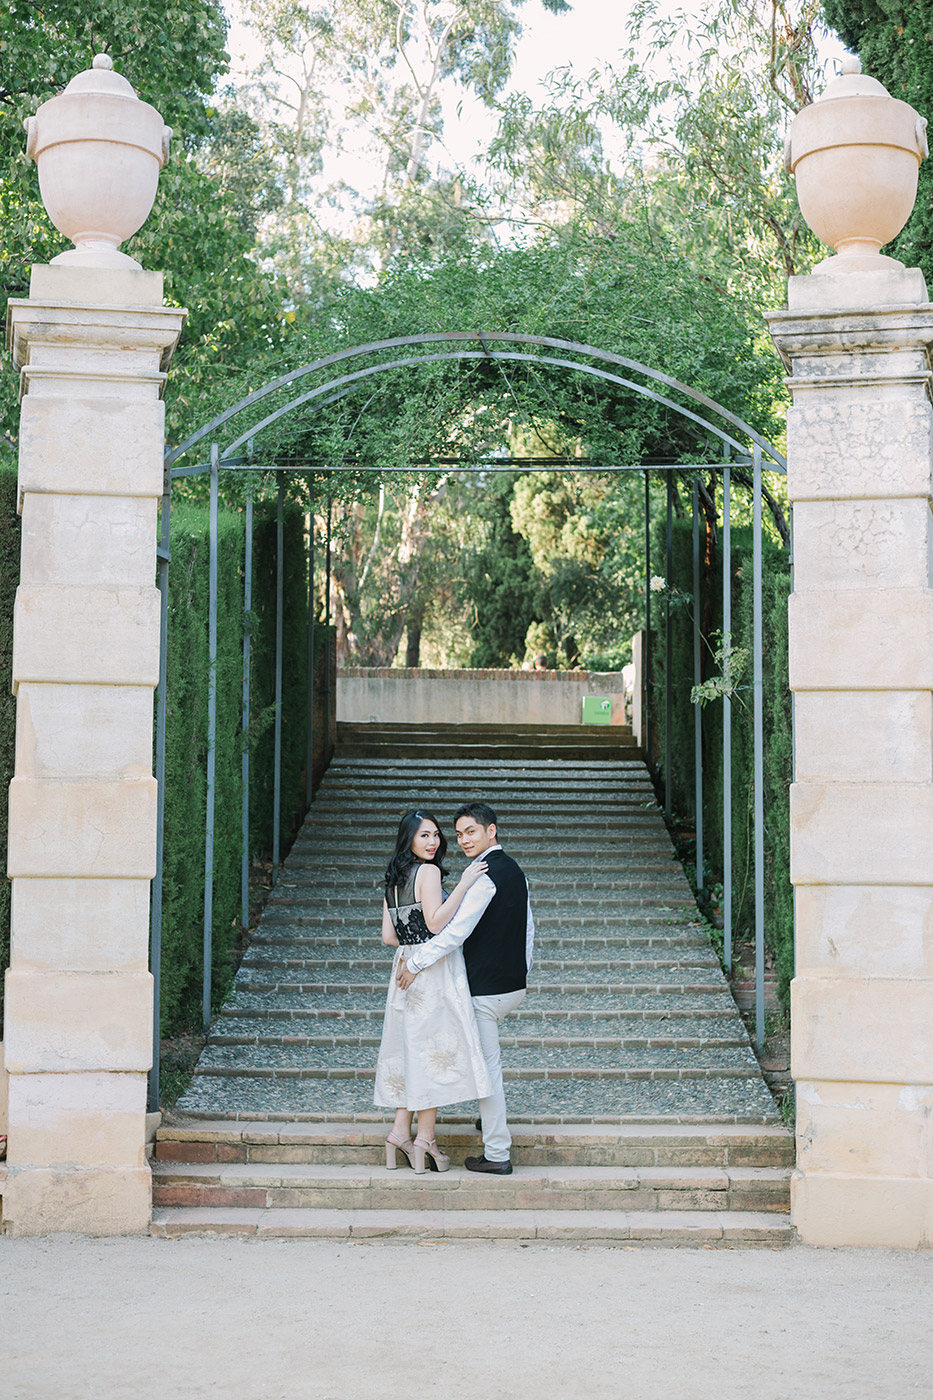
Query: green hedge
0 476 319 1035
649 508 793 999
159 495 313 1034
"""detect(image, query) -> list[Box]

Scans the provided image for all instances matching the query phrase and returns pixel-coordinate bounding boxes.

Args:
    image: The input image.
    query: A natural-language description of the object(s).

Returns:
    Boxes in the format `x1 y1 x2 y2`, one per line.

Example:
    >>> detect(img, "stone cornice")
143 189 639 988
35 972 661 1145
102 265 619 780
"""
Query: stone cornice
6 298 186 378
766 302 933 371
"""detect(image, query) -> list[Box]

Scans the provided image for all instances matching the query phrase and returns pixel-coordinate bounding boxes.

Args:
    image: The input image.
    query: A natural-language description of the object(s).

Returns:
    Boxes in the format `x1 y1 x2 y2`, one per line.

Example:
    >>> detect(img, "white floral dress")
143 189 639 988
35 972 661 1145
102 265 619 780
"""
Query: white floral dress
373 865 493 1112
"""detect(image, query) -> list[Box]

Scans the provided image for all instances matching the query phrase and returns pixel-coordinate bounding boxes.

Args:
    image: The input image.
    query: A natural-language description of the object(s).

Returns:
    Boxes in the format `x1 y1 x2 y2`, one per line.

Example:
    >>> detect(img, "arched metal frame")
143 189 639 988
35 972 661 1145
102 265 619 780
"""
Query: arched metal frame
149 332 784 1109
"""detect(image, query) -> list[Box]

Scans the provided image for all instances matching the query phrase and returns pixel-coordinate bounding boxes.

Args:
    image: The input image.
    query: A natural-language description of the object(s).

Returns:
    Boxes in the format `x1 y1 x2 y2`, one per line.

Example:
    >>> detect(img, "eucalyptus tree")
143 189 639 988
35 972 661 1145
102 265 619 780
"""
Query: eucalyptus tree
228 0 571 293
488 0 826 304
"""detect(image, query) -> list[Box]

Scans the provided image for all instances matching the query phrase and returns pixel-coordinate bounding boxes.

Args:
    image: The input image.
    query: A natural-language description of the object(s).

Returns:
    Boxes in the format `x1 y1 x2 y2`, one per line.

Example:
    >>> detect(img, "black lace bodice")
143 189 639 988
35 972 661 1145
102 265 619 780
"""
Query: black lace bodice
388 865 436 945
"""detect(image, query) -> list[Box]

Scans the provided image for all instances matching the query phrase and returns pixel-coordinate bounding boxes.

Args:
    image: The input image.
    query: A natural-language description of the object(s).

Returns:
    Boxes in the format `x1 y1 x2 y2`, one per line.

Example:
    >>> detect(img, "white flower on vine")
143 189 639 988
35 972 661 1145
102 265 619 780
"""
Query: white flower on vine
650 575 667 592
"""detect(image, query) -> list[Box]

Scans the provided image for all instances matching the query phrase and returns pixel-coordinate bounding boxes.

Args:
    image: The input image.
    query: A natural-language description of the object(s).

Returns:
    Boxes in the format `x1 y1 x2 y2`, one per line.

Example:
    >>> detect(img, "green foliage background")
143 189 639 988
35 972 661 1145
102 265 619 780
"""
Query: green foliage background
822 1 933 291
0 474 315 1034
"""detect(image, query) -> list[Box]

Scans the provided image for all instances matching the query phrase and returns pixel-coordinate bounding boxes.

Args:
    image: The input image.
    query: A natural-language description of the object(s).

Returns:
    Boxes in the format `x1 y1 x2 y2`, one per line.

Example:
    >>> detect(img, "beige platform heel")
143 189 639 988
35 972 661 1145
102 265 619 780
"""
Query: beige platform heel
385 1132 416 1169
413 1137 450 1174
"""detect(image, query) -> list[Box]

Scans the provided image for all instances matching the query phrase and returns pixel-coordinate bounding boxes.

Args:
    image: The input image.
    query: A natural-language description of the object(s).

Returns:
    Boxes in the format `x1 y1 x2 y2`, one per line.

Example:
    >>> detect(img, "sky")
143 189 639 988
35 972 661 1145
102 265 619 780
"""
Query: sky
223 1 847 198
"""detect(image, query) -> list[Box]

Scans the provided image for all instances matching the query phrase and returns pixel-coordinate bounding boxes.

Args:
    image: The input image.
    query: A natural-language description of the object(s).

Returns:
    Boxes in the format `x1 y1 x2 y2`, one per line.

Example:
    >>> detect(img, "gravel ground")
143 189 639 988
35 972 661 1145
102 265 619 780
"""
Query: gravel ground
2 1235 930 1400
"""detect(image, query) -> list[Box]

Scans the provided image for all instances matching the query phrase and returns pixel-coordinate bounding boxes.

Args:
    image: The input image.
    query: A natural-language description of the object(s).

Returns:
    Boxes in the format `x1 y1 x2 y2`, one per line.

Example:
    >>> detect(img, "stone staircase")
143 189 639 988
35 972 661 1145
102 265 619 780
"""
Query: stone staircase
154 722 793 1243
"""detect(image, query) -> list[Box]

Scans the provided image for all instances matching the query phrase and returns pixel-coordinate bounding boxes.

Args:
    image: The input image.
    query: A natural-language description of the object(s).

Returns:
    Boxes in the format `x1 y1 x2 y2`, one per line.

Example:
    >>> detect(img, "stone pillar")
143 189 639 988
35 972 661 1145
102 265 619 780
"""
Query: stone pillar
768 265 933 1247
2 265 183 1234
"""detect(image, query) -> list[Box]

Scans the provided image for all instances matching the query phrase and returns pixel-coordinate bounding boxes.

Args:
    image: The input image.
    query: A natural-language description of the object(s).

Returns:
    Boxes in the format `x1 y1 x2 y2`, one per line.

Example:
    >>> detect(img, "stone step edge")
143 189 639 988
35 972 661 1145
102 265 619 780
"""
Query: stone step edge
149 1206 794 1243
167 1109 782 1126
157 1119 792 1143
152 1160 790 1186
206 1035 749 1049
191 1066 763 1082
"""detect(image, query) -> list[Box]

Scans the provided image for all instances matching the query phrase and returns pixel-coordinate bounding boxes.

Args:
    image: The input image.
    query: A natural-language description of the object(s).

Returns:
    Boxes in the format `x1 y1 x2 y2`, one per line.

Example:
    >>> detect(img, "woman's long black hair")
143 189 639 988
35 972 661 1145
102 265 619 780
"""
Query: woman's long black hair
384 809 448 901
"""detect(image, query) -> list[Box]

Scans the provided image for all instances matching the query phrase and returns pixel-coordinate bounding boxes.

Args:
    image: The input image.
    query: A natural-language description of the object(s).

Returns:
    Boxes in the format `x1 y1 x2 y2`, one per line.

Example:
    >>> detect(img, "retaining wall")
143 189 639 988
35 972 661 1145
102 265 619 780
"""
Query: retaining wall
337 667 631 727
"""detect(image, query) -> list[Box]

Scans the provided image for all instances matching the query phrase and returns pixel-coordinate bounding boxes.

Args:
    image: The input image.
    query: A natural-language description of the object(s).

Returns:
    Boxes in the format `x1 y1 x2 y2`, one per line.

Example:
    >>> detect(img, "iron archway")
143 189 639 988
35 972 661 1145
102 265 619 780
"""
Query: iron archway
149 332 784 1108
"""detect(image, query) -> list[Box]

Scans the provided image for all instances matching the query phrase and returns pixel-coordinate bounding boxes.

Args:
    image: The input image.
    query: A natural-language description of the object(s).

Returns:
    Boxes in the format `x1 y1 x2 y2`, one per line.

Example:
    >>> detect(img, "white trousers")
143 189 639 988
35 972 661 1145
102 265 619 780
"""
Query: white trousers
472 988 526 1161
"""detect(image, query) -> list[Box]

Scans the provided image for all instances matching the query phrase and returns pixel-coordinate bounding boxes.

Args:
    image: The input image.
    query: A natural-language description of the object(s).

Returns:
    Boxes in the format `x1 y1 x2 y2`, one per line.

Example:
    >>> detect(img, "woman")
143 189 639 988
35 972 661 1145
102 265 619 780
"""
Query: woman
374 809 493 1173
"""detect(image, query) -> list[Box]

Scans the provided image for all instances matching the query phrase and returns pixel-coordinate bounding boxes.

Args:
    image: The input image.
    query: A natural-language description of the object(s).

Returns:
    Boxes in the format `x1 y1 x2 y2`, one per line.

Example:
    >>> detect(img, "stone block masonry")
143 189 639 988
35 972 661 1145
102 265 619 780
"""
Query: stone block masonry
768 268 933 1248
2 265 183 1234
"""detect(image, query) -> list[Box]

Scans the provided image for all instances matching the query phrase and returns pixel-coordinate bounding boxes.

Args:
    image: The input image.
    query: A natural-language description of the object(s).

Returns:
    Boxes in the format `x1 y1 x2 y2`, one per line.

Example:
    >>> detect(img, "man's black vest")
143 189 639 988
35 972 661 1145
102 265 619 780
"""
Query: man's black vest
463 847 528 996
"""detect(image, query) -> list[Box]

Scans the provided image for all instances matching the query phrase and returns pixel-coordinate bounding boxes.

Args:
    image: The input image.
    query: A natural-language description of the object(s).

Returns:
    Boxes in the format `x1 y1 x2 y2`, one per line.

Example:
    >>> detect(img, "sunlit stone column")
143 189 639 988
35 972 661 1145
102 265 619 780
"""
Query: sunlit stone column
767 57 933 1247
2 56 183 1235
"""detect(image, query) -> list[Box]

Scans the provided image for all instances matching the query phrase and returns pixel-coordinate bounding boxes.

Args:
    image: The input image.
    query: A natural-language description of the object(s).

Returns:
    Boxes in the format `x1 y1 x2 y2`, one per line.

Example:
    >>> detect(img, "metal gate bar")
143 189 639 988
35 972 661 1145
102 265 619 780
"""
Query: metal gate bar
305 482 315 808
272 473 285 883
692 474 704 897
664 474 673 820
752 443 765 1050
722 452 733 977
241 469 253 932
202 445 219 1030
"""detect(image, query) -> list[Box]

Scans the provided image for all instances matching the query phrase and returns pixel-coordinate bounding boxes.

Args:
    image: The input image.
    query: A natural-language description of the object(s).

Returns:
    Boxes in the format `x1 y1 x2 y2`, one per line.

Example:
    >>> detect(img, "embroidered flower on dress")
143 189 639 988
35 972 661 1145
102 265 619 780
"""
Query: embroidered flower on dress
378 1056 407 1102
418 1032 463 1085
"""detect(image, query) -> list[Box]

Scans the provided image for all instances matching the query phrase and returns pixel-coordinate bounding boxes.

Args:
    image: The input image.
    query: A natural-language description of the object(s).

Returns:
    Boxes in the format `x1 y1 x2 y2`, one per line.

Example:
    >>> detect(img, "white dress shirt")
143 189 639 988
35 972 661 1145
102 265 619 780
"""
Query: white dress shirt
405 844 535 975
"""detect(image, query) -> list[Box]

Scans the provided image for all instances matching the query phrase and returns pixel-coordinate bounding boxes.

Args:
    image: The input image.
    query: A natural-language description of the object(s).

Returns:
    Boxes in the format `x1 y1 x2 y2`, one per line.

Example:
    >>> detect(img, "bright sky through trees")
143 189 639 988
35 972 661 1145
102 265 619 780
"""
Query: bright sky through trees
223 0 847 198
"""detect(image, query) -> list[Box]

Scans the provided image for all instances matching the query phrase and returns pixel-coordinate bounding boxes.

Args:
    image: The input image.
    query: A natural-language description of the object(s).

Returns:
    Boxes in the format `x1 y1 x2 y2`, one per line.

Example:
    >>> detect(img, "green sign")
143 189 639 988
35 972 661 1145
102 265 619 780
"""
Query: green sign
582 696 612 725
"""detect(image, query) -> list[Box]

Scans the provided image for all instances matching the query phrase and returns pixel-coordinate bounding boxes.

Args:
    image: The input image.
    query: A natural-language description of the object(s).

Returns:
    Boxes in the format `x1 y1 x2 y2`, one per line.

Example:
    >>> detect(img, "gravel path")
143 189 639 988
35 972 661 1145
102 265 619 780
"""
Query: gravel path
2 1234 931 1400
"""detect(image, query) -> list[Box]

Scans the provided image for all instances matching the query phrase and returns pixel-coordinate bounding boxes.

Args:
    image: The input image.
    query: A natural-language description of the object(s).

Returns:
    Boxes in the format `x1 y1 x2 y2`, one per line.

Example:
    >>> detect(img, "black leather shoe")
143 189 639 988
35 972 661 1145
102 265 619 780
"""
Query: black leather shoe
464 1154 513 1175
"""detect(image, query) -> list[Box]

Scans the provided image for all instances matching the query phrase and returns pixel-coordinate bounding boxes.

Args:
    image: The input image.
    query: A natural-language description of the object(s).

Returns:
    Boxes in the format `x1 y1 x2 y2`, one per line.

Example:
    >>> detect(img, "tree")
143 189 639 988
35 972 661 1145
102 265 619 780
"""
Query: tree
228 0 571 293
821 0 933 288
0 0 284 442
487 0 827 303
210 214 784 667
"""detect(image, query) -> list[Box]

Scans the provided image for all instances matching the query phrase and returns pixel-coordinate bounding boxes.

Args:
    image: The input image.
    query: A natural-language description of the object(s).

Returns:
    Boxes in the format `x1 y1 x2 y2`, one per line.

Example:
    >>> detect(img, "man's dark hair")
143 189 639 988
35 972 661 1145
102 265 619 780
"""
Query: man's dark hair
454 801 498 830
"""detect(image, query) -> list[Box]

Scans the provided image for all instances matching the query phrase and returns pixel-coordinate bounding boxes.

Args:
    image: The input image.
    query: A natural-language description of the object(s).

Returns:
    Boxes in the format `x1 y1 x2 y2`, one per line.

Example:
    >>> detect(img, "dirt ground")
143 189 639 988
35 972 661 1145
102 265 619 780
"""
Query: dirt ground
2 1235 931 1400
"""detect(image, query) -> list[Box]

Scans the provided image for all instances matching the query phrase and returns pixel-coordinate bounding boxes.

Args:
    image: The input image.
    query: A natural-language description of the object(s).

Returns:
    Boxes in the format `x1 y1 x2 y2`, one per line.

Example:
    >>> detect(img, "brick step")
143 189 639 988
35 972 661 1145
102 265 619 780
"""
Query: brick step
150 1205 792 1244
194 1042 760 1077
259 910 697 929
306 815 666 832
231 978 729 999
238 956 719 977
151 1160 790 1214
334 725 636 738
207 1014 748 1045
257 914 702 934
173 1074 781 1122
155 1120 795 1169
336 746 644 761
225 991 740 1015
247 932 712 951
266 886 693 906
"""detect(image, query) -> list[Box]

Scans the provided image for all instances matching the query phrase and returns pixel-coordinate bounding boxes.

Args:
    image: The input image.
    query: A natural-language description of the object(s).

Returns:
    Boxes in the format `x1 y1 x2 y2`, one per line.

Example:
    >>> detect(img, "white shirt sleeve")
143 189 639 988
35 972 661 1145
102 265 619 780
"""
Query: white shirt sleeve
526 884 535 972
405 873 496 973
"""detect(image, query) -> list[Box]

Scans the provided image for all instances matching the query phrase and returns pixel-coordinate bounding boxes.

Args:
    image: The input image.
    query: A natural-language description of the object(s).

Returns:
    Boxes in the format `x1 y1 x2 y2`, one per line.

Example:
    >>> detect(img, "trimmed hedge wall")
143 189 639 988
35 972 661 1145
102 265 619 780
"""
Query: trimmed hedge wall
159 495 315 1034
650 512 793 999
0 475 322 1035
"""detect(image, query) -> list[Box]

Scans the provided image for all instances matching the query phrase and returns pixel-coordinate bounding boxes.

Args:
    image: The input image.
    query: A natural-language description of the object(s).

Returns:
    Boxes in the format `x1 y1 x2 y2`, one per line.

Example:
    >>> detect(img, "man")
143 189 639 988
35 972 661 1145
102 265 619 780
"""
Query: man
396 801 534 1175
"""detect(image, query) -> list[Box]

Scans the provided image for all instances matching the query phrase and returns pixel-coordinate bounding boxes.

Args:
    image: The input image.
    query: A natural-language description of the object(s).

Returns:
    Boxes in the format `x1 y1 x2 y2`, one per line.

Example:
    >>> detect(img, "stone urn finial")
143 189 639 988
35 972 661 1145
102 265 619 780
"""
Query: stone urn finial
23 52 172 271
785 54 928 274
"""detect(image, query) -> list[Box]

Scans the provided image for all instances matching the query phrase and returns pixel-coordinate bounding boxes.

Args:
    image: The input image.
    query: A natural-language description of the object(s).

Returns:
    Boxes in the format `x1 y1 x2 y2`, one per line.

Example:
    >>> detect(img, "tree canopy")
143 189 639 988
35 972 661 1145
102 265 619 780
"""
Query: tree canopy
822 0 933 288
